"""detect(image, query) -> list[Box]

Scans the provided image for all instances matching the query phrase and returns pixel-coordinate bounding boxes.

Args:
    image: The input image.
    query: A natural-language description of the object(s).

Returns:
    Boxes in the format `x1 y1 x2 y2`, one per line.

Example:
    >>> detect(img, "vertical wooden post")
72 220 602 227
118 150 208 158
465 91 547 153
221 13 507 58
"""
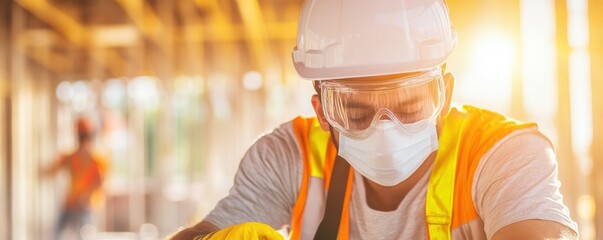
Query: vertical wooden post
589 0 603 238
554 0 580 220
507 0 525 121
10 3 29 239
0 0 12 239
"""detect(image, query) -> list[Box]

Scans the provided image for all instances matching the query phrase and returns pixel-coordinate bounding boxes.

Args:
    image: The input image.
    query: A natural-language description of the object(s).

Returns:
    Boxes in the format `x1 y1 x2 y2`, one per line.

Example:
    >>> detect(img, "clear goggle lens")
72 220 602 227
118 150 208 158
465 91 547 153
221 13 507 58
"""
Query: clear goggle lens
320 68 445 139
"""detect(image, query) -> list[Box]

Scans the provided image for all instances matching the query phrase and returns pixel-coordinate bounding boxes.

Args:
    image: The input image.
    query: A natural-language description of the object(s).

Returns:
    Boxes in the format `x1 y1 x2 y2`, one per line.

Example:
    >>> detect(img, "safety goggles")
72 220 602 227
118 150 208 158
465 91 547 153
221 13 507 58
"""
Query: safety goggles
320 68 445 139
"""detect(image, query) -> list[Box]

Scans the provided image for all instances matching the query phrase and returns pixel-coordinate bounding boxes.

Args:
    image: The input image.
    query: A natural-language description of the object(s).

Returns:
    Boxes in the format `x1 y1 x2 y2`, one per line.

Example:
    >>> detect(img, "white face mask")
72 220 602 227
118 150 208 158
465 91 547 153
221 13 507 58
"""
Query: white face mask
337 120 438 186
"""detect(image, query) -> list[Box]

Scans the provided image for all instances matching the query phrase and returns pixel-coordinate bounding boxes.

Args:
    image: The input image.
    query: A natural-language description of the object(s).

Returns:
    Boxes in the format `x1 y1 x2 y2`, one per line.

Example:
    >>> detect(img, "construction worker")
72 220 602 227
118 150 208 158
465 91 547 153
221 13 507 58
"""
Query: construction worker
42 116 109 240
170 0 578 239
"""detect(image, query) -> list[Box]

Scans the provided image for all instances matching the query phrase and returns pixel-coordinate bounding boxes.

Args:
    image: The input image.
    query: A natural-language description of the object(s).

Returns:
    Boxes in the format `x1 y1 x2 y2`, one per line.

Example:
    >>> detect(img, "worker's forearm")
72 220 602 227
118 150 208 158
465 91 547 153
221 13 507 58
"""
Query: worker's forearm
168 221 219 240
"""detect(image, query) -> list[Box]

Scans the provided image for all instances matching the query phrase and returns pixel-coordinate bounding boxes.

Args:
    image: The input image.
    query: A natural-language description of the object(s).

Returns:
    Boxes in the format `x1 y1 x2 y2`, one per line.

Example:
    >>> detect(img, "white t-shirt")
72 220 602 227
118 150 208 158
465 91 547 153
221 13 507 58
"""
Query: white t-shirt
204 119 578 239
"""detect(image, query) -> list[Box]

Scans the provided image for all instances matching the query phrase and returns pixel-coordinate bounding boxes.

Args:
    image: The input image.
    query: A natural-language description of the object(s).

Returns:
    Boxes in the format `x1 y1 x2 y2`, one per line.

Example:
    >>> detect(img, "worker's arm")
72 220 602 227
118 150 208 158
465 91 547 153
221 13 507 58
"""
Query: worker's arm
168 221 284 240
168 221 219 240
168 123 301 239
492 219 577 240
40 154 68 177
474 131 578 238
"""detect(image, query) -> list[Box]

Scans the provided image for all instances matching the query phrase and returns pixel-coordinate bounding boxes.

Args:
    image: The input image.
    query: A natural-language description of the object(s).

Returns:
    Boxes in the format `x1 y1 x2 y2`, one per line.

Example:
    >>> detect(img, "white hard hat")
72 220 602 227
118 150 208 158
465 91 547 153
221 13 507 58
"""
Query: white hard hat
292 0 457 80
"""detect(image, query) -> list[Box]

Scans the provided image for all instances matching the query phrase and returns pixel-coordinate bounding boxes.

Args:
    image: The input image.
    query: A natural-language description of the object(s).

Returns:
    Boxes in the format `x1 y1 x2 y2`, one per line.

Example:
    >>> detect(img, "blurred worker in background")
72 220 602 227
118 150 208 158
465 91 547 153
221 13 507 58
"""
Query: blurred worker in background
170 0 578 239
42 116 109 240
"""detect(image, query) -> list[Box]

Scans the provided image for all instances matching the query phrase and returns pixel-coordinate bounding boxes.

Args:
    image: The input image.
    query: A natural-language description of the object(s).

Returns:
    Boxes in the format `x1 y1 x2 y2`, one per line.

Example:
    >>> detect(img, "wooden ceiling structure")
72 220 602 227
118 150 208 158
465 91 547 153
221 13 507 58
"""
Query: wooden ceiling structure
12 0 304 81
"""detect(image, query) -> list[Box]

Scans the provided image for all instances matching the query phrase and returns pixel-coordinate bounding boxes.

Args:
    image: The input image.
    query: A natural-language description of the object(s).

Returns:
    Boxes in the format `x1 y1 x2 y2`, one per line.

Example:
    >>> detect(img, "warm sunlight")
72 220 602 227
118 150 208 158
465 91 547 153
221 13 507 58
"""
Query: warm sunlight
471 32 516 79
3 0 603 239
456 30 517 114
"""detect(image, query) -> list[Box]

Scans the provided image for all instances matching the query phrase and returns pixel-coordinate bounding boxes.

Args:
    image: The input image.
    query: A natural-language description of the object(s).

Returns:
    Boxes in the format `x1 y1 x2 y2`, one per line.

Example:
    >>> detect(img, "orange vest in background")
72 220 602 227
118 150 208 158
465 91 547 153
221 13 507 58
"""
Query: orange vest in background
289 105 536 240
63 152 109 210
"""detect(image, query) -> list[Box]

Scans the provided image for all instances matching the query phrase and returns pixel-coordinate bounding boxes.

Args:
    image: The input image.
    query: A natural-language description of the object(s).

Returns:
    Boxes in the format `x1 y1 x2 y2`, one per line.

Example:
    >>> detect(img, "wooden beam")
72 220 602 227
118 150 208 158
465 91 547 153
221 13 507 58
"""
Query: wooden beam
16 0 87 45
505 0 525 121
20 20 295 47
0 0 9 94
114 0 163 38
180 21 297 43
114 0 170 64
15 0 128 77
0 1 11 238
14 30 68 74
193 0 239 74
194 0 236 41
589 0 603 238
90 25 140 47
554 0 579 221
235 0 270 69
177 0 204 75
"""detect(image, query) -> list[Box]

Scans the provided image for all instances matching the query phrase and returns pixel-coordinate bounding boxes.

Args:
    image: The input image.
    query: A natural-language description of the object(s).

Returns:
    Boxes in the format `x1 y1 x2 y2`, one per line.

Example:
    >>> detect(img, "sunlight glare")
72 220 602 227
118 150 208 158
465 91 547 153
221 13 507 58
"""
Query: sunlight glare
471 32 516 78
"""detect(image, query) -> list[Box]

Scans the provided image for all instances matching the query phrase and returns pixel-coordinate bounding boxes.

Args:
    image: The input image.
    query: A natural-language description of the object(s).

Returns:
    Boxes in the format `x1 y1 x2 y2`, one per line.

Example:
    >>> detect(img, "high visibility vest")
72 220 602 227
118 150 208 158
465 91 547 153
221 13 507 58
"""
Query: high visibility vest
64 152 109 210
289 105 536 240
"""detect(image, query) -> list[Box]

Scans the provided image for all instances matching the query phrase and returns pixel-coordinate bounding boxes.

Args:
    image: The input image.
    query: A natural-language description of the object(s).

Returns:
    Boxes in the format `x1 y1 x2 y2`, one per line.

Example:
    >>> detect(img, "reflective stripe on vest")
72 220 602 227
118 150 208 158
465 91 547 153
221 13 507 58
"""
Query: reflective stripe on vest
425 111 462 240
291 117 350 240
291 105 536 239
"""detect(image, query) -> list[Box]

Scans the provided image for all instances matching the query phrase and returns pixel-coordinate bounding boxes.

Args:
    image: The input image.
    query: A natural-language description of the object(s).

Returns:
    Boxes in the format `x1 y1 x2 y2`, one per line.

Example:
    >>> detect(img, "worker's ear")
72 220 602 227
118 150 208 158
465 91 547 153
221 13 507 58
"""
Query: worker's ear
440 72 455 117
311 94 330 131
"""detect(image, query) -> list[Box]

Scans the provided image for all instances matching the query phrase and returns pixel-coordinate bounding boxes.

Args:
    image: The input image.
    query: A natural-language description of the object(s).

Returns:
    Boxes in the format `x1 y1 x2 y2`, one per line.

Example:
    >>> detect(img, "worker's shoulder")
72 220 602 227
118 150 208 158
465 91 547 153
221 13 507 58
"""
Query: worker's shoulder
90 151 110 168
240 118 304 171
250 117 302 150
451 104 539 144
453 104 533 125
449 105 546 172
485 129 554 159
466 129 554 189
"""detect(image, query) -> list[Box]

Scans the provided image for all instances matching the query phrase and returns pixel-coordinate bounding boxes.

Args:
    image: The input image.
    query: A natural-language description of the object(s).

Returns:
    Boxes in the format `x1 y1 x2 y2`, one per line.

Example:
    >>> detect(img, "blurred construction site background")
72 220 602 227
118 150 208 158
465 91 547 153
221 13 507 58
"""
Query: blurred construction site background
0 0 602 239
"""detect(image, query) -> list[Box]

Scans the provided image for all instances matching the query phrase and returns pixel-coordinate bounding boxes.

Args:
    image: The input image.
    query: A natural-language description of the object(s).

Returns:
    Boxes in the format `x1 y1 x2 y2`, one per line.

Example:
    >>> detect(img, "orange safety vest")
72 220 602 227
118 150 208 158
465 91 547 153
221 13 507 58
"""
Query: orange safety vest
289 105 536 240
64 152 108 210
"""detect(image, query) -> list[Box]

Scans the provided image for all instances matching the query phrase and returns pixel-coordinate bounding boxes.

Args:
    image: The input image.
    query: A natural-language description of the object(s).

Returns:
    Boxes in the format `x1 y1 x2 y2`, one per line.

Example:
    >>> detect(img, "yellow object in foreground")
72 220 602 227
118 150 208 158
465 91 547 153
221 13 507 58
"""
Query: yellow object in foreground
200 222 284 240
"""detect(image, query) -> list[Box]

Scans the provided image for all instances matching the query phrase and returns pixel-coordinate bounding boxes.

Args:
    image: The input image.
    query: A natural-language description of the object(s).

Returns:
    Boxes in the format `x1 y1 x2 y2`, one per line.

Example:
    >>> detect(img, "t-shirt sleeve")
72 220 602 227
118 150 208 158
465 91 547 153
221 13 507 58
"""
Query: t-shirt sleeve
203 122 303 230
473 129 579 239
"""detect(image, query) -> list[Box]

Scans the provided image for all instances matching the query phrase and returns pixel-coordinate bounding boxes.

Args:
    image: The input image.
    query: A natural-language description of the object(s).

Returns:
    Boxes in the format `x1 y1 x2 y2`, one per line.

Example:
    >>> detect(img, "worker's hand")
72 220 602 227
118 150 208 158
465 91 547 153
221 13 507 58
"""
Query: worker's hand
200 222 284 240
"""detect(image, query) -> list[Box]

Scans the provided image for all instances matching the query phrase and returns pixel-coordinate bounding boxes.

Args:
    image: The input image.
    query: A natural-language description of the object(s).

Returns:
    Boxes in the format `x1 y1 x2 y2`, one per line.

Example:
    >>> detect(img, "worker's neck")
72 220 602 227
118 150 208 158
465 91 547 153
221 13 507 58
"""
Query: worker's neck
363 152 436 212
78 141 94 152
